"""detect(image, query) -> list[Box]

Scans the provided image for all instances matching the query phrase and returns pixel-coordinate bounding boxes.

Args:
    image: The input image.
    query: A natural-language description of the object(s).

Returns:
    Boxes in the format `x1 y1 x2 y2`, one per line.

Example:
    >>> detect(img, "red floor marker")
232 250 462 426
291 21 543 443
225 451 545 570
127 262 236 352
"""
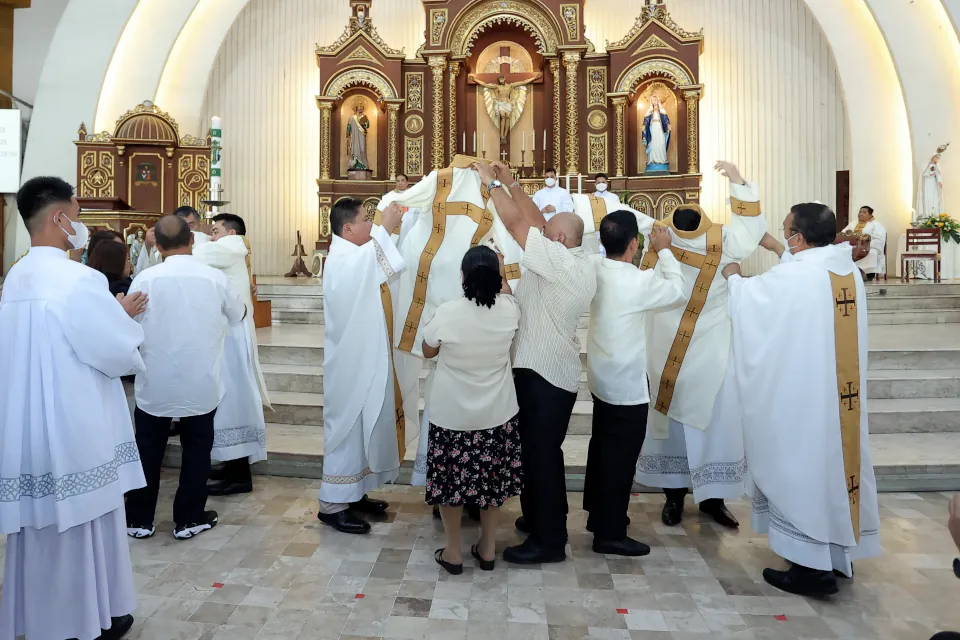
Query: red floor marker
355 594 365 599
212 583 224 589
774 615 787 621
616 608 628 614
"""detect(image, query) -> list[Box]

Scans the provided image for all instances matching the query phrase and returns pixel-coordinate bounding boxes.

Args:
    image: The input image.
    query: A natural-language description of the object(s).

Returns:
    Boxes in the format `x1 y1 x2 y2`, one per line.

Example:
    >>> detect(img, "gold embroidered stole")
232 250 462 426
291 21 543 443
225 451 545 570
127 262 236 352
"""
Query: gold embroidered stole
380 282 406 460
588 196 606 232
854 221 866 233
241 237 255 299
829 272 862 542
640 224 724 416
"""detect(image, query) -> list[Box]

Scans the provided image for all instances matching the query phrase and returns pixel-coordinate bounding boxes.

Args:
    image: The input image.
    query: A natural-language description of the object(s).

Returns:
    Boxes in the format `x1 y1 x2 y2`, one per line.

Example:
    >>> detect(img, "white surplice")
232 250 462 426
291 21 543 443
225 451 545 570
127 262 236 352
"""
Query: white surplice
321 225 405 504
842 219 887 275
570 193 651 257
378 188 422 247
532 184 575 220
193 235 270 464
727 245 880 575
635 182 765 502
0 247 146 640
134 230 210 276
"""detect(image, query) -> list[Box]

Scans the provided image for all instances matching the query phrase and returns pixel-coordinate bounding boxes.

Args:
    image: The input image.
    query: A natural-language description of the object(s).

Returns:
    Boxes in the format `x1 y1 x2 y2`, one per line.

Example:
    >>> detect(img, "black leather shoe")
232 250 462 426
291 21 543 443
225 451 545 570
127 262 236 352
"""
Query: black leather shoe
209 466 225 482
698 499 739 529
97 614 134 640
433 505 441 519
206 480 253 496
763 565 838 597
503 537 566 565
592 536 650 557
350 494 388 515
661 499 684 526
466 504 481 522
317 509 371 534
515 515 530 534
586 515 630 533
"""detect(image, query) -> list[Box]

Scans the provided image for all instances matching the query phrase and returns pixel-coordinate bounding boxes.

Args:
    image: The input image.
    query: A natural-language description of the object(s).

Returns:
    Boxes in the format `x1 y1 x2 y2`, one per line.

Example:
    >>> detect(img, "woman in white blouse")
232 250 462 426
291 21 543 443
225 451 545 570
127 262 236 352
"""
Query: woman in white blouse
421 245 521 574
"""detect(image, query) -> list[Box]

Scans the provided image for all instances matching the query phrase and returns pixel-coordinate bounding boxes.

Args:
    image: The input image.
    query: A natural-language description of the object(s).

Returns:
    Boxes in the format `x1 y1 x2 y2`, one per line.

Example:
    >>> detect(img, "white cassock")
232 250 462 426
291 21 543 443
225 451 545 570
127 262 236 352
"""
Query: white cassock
728 244 880 576
570 193 654 257
636 182 765 502
320 224 405 505
193 234 270 464
0 247 146 640
842 219 886 275
378 188 422 247
134 230 210 275
376 160 527 485
532 184 575 221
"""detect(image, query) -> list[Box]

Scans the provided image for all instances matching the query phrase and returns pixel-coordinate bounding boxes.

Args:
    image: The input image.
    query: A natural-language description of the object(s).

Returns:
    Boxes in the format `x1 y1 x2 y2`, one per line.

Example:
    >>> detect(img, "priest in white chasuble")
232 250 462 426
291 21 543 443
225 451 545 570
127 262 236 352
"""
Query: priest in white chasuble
635 161 766 529
193 213 270 497
320 198 406 534
724 202 880 597
135 205 210 276
0 177 148 640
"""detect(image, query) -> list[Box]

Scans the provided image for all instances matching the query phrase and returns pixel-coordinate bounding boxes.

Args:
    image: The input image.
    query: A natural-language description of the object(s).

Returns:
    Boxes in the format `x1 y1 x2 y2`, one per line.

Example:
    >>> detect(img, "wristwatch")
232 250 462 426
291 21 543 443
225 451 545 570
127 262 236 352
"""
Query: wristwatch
488 179 503 190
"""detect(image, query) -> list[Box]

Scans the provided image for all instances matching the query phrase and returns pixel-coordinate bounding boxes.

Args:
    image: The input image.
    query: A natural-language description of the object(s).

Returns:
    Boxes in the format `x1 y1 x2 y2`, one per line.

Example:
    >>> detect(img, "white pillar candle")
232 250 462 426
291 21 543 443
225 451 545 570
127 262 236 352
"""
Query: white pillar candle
578 174 582 194
522 132 525 152
473 132 477 153
209 116 223 214
483 132 486 152
543 129 547 153
462 132 466 153
531 130 535 152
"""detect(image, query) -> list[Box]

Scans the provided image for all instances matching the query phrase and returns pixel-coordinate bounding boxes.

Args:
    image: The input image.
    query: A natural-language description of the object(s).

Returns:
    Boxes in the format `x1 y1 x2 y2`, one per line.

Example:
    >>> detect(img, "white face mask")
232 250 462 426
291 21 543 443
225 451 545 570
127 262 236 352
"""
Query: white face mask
596 183 608 192
57 214 89 250
544 177 557 188
784 232 800 254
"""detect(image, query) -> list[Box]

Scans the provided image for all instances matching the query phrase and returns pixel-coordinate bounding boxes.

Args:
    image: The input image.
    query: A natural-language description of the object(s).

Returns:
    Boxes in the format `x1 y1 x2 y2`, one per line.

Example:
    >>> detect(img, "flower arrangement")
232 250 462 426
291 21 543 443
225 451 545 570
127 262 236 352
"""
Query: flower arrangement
920 213 960 244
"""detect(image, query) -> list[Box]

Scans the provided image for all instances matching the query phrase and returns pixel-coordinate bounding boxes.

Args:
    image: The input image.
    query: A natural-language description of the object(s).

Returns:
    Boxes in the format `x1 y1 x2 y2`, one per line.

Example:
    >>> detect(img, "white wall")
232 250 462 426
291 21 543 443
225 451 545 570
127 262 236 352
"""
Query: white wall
586 0 850 274
11 0 68 107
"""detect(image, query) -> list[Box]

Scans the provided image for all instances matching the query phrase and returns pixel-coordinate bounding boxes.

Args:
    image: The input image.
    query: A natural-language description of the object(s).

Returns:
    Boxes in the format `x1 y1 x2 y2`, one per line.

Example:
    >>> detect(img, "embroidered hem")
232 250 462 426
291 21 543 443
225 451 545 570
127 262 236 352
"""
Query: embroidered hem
0 442 140 502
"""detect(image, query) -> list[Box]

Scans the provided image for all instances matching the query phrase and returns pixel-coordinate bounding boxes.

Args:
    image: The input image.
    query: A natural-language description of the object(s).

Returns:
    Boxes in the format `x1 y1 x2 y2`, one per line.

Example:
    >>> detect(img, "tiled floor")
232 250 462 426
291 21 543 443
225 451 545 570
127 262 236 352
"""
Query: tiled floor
2 475 959 639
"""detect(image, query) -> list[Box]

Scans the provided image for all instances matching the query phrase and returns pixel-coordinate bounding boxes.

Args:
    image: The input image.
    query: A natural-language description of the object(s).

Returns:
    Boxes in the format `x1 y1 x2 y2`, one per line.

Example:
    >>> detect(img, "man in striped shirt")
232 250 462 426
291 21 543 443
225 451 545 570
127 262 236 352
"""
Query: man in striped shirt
473 161 597 564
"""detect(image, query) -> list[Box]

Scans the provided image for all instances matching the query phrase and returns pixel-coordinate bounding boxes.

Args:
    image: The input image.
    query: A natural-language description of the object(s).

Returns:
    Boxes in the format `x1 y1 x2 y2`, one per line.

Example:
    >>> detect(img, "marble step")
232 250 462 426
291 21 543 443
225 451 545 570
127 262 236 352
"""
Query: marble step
867 282 960 297
256 279 322 296
867 294 960 311
867 369 960 399
267 296 325 311
271 309 324 325
868 398 960 434
162 428 960 493
867 309 960 325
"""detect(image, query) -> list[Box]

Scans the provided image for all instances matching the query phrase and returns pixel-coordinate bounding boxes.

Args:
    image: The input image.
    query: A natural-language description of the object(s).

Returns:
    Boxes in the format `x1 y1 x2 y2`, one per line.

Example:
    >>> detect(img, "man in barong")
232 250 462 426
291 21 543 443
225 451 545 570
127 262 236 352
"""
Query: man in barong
724 202 880 597
635 161 766 529
193 213 271 496
0 176 148 640
319 198 405 534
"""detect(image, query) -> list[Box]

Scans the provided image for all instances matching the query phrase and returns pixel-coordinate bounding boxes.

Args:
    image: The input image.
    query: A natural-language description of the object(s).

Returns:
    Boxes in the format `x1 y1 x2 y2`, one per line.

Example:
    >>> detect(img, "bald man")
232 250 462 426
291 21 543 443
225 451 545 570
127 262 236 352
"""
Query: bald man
474 162 597 564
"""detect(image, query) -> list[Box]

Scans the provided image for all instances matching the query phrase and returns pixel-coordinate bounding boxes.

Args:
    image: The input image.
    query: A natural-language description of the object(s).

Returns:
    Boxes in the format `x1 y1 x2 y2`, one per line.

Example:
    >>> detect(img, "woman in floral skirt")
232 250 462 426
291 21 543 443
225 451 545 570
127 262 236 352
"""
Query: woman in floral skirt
421 245 522 574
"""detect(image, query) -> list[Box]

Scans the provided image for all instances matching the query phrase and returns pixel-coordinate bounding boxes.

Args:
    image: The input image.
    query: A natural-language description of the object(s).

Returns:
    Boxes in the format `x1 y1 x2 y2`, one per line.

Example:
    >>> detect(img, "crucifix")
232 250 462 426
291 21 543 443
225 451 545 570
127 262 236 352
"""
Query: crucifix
468 46 543 154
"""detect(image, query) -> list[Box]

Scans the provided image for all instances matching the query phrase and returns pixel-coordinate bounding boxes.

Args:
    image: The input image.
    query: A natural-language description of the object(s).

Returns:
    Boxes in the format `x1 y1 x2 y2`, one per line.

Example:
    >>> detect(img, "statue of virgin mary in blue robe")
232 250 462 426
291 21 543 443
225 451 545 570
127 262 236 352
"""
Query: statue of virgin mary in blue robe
642 96 671 174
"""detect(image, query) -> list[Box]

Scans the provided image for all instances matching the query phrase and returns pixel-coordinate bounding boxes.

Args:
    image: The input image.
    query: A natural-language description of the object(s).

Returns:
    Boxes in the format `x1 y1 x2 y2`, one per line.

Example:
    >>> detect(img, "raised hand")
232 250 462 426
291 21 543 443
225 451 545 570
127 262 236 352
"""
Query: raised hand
381 202 403 235
714 161 746 186
118 291 148 318
492 161 514 184
650 226 672 253
472 161 496 186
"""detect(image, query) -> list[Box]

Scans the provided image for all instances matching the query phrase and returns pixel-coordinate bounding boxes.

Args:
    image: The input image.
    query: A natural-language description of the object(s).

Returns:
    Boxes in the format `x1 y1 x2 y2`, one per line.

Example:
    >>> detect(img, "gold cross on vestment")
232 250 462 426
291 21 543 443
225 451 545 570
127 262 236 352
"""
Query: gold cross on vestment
840 381 859 411
835 287 856 317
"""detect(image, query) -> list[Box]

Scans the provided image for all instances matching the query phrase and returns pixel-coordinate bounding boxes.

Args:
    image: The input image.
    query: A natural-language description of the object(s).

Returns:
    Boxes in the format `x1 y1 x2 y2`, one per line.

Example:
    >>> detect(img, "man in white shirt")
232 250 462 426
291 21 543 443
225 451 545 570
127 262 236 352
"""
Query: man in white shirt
124 215 247 540
724 203 880 597
0 177 148 640
378 173 421 247
842 205 886 280
593 173 621 209
194 213 271 497
475 161 597 565
585 213 685 557
135 205 210 275
532 167 574 221
320 198 405 534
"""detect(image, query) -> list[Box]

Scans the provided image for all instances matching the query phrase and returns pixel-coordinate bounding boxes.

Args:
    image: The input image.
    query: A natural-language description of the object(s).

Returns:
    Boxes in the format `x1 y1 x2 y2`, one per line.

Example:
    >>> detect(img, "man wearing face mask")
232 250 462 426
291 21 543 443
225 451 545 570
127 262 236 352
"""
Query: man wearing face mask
532 167 574 222
724 202 880 598
0 177 148 640
592 173 621 209
377 173 421 247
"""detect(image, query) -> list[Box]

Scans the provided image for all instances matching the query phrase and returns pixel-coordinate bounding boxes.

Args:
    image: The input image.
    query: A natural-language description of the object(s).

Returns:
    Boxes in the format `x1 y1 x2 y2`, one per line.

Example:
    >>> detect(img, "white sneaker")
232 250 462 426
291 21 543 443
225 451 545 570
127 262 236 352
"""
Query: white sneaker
126 524 155 539
173 510 219 540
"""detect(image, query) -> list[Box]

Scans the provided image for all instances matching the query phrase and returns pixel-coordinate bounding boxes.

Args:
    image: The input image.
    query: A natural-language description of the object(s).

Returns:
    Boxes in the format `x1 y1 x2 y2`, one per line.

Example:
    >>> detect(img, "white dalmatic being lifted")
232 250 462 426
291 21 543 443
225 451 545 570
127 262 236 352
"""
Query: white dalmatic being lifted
192 213 271 496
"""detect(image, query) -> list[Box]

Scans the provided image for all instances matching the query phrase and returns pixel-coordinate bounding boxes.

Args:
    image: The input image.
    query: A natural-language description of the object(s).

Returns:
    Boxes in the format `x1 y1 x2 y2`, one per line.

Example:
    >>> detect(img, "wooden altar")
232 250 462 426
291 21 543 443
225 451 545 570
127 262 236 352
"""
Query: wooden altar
313 0 704 252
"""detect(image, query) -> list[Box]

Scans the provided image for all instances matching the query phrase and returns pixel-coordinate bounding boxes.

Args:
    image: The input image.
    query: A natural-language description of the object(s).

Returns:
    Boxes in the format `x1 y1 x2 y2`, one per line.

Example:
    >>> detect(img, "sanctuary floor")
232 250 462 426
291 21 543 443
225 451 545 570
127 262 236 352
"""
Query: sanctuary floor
1 475 956 639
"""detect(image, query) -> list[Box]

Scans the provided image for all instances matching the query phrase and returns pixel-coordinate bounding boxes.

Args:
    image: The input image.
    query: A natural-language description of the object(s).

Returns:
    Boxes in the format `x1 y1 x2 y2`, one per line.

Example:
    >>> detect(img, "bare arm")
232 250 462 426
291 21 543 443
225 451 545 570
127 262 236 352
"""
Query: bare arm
493 161 546 229
422 341 440 359
470 75 498 90
474 162 531 249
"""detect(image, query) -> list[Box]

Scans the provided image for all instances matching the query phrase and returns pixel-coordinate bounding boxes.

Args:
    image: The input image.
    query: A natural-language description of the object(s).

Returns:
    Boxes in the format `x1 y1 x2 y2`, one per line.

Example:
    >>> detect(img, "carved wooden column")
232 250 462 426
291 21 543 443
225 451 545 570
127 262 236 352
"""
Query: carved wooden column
448 61 459 162
562 51 581 175
682 86 703 174
317 98 335 180
386 101 402 181
428 55 447 171
610 95 627 178
550 58 561 173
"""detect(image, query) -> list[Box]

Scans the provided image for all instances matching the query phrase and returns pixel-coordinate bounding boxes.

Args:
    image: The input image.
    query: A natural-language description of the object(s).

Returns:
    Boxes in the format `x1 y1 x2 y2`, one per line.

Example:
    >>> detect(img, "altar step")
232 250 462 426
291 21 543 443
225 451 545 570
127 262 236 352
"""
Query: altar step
257 278 324 325
865 282 960 325
162 428 960 493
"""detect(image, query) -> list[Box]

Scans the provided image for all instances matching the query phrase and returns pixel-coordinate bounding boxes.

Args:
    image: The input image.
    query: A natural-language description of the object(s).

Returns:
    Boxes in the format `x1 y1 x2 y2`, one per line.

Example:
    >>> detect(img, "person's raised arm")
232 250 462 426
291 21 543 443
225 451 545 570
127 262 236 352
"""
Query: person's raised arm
473 162 532 249
497 250 512 294
492 161 547 230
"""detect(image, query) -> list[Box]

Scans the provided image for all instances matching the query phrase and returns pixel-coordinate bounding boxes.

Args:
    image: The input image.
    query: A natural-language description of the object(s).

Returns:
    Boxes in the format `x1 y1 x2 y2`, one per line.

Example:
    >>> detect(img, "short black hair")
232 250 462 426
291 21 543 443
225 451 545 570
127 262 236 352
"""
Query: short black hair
595 173 609 181
396 173 408 181
331 198 364 237
545 167 557 176
673 205 701 232
212 213 246 236
17 176 74 232
789 202 836 247
461 245 501 308
859 205 874 216
599 210 639 258
87 229 123 259
155 214 192 250
174 205 200 221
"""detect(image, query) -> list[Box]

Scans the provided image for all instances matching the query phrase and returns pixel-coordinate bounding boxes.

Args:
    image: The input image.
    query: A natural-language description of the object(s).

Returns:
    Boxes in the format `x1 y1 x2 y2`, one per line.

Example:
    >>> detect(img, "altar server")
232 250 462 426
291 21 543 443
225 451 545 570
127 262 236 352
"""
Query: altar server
532 167 574 221
593 173 621 209
135 205 209 275
724 202 880 597
842 205 886 280
378 173 421 247
319 198 405 534
635 161 766 528
193 213 270 496
584 214 685 556
0 177 147 640
124 215 246 540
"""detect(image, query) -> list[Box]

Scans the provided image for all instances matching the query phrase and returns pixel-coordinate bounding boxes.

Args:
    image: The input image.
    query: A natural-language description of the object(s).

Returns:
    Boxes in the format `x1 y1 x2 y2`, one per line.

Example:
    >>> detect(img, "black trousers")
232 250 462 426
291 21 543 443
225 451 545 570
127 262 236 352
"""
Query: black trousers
125 407 216 527
218 458 253 484
515 368 577 551
583 396 648 540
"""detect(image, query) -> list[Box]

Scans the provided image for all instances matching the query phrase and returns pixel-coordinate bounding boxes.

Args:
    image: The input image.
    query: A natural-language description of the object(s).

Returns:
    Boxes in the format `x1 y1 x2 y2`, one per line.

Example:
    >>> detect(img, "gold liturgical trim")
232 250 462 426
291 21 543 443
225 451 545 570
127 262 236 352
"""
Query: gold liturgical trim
504 263 521 280
829 272 862 542
380 282 406 460
643 224 724 416
641 246 707 271
730 196 761 218
589 196 606 231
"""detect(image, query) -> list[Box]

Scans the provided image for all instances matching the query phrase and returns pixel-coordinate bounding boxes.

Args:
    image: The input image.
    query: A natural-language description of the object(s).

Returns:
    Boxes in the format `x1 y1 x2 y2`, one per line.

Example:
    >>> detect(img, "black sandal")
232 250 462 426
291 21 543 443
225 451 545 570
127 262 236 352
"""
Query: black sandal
435 548 463 575
471 544 495 571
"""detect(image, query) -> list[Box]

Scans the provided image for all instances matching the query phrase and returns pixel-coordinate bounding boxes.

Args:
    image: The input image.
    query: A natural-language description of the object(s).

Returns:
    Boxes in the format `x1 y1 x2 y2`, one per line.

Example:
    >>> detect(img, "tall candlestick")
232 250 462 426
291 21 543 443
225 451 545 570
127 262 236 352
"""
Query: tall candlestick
531 131 535 152
473 132 477 153
210 116 223 214
522 132 525 152
483 132 486 153
543 130 547 154
462 132 466 153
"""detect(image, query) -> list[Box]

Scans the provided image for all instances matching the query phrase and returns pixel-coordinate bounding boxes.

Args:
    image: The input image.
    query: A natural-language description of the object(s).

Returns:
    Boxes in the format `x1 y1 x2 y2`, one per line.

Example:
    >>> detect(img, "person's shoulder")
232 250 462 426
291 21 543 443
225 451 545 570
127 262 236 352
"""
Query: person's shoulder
495 293 520 314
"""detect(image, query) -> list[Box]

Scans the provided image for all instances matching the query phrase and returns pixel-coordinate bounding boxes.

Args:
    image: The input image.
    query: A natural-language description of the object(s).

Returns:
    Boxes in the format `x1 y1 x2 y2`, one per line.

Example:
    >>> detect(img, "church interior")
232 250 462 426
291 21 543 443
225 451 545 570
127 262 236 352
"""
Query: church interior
3 0 960 636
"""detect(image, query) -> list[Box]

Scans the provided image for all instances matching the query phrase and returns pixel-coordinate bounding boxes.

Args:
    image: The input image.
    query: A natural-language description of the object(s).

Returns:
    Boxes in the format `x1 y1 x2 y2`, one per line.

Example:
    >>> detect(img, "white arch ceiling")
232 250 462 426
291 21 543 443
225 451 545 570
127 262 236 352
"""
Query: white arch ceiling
12 0 956 270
